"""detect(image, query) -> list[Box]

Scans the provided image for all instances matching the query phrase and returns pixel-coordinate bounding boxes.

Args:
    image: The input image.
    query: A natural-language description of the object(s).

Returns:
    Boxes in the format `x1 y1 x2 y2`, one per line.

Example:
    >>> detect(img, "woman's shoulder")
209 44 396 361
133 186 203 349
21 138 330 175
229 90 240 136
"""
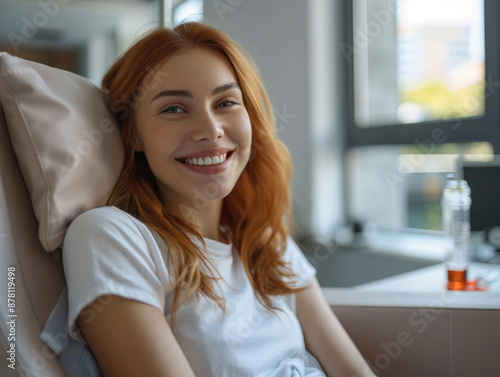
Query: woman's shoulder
68 206 141 231
64 206 154 247
70 205 133 223
63 206 168 271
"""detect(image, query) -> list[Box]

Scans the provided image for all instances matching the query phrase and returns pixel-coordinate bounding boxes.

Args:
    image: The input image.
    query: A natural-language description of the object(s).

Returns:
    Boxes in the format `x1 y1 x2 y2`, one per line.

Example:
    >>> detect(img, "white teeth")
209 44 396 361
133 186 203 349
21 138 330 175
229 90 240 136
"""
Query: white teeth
182 153 228 166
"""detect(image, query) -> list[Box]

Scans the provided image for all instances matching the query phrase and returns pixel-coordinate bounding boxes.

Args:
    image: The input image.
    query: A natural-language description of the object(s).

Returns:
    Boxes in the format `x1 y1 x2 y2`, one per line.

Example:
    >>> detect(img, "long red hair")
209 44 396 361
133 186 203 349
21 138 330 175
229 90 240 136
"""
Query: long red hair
102 22 301 329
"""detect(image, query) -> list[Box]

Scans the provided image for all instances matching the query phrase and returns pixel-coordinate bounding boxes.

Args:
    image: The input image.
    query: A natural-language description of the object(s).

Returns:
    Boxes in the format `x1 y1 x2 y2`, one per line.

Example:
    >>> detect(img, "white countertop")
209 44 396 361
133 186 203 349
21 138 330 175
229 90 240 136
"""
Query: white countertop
322 262 500 309
355 262 500 292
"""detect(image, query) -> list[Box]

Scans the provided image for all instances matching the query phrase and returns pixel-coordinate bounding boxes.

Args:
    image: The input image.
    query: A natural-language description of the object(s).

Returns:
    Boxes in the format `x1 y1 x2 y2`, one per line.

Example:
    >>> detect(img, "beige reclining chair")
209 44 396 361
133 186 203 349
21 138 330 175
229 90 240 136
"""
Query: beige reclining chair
0 66 66 377
0 51 122 376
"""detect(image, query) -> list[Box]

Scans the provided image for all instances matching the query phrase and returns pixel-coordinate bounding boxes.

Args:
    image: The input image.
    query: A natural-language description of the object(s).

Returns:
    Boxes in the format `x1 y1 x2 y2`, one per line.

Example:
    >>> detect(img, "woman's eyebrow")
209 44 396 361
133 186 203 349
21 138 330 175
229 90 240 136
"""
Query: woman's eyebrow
150 82 240 103
212 82 241 95
151 89 193 102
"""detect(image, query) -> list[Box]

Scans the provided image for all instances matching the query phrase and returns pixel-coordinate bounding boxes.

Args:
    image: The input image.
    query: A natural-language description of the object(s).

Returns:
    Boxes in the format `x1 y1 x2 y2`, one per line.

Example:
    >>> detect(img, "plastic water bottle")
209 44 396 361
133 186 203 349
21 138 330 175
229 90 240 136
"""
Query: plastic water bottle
441 178 471 290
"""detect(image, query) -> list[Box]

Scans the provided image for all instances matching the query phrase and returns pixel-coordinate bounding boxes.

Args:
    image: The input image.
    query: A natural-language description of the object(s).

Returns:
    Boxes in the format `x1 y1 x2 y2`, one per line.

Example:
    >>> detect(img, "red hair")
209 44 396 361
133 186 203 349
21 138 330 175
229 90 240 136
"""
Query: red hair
102 22 301 329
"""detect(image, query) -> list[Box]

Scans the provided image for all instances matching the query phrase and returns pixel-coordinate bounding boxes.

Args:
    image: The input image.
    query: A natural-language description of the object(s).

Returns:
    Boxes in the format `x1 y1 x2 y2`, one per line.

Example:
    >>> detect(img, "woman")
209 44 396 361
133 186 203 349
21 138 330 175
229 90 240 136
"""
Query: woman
63 22 375 377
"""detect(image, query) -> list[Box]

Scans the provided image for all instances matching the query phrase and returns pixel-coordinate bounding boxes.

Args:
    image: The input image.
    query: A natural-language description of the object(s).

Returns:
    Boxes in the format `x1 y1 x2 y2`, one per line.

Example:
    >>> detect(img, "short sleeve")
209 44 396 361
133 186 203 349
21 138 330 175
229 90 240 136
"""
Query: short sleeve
282 236 317 289
62 207 170 342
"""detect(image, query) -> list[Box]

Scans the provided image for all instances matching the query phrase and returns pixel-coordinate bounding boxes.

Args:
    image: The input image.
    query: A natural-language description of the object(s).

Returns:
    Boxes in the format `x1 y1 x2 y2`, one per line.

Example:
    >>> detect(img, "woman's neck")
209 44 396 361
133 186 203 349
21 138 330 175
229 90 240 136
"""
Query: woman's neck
199 203 225 242
175 199 226 243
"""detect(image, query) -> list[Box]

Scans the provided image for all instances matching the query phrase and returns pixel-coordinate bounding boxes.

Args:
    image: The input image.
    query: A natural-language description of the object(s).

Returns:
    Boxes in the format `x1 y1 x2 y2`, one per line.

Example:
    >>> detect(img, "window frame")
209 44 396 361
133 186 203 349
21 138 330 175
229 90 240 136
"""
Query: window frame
344 0 500 149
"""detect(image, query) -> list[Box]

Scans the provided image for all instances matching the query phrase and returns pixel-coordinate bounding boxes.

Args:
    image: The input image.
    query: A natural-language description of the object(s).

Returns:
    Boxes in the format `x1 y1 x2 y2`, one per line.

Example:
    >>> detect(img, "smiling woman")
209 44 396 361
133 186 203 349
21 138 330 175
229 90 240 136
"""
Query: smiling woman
132 47 252 222
60 22 376 377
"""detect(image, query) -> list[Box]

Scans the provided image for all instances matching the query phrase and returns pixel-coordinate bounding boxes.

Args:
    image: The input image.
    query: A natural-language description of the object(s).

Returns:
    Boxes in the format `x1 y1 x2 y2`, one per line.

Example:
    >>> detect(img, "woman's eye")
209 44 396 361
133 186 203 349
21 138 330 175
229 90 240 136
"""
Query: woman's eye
217 101 236 109
161 105 184 114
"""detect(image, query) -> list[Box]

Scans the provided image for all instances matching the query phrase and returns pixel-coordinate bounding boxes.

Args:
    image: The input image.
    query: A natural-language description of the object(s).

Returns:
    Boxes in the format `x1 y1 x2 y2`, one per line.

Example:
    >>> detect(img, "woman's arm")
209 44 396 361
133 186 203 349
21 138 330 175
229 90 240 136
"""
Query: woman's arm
296 277 376 377
77 295 196 377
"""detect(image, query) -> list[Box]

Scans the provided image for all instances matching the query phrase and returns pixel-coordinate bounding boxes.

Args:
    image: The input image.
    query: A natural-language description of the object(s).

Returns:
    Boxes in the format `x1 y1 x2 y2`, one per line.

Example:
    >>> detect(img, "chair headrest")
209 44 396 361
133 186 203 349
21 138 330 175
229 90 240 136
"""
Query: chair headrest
0 53 123 252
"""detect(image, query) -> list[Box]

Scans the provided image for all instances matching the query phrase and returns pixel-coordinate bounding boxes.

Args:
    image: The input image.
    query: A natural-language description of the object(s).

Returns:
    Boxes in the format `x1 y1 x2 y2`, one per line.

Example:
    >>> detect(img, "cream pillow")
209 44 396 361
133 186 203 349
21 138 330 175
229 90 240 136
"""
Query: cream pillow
0 52 123 252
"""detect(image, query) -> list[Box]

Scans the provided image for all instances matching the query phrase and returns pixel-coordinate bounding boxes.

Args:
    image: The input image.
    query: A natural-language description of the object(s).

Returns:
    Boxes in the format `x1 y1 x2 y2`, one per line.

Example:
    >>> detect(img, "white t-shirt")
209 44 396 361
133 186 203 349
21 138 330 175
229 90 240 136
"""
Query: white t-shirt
63 206 326 377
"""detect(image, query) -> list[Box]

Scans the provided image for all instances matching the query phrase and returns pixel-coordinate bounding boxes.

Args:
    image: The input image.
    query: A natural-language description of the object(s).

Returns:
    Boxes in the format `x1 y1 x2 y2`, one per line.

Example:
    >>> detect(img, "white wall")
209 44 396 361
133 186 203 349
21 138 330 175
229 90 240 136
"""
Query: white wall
204 0 345 240
308 0 346 241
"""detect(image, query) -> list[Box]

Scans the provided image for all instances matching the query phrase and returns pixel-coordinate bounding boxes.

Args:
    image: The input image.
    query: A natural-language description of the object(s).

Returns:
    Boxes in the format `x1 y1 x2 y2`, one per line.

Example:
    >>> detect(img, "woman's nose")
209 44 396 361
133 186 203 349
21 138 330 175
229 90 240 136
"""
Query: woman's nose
191 111 224 142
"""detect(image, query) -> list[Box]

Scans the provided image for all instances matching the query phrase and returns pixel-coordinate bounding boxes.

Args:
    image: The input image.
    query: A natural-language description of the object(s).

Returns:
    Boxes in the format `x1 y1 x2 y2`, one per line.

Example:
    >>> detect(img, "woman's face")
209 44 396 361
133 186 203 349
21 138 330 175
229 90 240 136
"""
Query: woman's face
134 47 252 213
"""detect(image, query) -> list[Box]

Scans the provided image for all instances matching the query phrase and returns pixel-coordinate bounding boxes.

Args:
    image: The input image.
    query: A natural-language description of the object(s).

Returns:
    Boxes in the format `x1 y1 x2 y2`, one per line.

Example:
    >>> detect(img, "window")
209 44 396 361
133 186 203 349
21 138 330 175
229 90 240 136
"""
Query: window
343 0 499 237
347 142 494 232
344 0 500 146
